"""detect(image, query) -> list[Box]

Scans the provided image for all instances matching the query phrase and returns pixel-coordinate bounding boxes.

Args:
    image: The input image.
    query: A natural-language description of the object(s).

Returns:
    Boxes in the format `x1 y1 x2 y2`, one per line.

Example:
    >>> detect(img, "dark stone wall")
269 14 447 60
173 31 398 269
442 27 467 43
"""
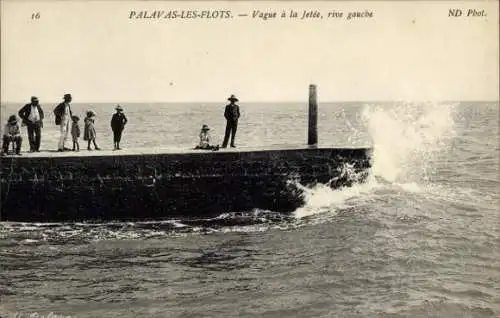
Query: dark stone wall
0 148 372 222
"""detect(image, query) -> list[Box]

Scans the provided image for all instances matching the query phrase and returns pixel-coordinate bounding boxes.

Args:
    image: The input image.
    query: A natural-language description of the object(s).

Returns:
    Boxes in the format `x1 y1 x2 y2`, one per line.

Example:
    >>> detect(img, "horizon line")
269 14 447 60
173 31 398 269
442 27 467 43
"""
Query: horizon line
1 99 498 104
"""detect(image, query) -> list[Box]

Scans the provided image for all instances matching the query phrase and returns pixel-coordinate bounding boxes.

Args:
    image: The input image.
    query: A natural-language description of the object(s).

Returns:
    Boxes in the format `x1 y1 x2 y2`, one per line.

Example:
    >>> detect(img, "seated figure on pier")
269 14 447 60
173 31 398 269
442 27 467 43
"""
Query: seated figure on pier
194 124 219 151
1 115 22 156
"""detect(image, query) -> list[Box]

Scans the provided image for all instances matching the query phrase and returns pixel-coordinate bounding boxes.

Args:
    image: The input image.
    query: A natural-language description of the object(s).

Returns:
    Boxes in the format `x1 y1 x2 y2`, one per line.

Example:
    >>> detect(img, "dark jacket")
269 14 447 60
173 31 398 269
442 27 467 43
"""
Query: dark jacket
18 103 44 126
111 113 128 131
224 104 240 122
53 102 72 125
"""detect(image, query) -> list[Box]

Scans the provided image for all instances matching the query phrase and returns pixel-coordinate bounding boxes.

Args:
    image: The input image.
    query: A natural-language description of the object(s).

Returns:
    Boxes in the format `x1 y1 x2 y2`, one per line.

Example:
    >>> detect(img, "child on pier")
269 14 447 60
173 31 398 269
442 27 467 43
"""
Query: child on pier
71 115 81 151
195 124 219 151
83 110 100 151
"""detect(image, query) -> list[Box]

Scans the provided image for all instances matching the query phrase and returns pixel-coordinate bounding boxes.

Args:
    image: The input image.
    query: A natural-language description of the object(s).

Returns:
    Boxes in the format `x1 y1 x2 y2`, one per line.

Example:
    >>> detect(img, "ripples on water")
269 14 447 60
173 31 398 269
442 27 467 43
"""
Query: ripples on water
0 101 498 317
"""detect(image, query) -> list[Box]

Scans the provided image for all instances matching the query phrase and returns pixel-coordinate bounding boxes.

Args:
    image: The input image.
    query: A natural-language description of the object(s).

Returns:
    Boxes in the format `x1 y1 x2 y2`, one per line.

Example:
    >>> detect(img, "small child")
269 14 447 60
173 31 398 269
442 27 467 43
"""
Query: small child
83 110 100 151
71 115 81 151
1 115 22 155
195 124 219 151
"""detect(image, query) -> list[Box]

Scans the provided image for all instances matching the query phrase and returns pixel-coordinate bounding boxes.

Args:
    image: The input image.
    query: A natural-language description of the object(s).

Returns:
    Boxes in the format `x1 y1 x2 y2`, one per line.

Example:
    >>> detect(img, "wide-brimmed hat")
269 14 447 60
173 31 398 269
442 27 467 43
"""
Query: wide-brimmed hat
86 110 96 117
201 124 210 131
115 105 123 111
227 94 239 102
31 96 39 102
8 115 17 124
71 115 80 121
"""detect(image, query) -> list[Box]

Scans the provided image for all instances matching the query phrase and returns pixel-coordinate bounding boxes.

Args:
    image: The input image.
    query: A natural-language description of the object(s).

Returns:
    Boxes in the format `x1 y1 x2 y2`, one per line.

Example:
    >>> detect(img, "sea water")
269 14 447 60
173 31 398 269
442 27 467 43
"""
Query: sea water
0 101 498 317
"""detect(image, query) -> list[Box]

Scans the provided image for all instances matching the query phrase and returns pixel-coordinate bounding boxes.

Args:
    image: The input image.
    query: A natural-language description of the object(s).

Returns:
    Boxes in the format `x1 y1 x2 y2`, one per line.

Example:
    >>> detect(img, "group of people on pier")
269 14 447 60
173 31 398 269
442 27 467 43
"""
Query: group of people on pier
2 94 128 155
1 93 241 155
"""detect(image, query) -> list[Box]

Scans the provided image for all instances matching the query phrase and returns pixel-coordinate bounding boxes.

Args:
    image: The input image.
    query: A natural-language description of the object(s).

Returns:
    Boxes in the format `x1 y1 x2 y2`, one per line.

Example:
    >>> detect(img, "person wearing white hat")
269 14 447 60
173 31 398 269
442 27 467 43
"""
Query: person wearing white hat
110 105 128 150
221 94 240 148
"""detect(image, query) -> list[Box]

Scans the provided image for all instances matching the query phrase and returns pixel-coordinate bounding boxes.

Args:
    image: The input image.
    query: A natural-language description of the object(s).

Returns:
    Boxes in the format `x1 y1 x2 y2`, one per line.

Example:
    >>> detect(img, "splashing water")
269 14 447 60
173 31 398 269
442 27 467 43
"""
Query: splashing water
292 162 379 219
362 101 457 183
293 178 378 219
293 101 458 219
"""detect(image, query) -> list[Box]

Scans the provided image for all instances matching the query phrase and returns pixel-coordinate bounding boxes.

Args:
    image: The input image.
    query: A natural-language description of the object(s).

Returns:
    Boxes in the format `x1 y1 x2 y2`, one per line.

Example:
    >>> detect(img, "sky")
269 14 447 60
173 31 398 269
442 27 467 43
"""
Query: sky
1 0 498 103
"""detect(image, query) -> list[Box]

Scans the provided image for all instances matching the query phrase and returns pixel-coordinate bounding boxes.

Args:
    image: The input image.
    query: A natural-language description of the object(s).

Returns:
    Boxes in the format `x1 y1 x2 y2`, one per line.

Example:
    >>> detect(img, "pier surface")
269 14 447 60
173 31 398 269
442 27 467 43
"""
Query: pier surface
4 144 369 158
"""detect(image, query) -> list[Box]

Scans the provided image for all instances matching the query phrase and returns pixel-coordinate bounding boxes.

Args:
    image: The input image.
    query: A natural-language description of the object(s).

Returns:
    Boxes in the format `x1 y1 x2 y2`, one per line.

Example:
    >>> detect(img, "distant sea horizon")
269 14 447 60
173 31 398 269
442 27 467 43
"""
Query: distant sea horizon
1 99 498 105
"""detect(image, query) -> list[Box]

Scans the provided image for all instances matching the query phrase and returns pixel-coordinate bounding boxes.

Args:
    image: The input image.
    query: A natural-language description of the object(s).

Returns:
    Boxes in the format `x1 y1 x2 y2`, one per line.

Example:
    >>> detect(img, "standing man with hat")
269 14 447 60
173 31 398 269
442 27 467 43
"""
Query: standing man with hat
222 94 241 148
18 96 44 152
110 104 128 150
53 93 73 151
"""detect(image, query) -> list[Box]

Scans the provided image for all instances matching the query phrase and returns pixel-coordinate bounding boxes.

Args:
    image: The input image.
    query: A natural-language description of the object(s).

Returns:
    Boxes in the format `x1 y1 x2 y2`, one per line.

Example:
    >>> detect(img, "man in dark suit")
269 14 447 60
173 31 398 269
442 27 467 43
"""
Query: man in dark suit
18 96 44 152
222 94 241 148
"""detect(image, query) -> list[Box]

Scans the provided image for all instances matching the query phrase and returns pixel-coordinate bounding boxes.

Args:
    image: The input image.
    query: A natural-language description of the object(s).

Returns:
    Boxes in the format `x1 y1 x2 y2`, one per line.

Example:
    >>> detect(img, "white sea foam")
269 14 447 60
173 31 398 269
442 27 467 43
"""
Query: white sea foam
21 239 40 244
362 101 457 183
292 101 458 219
293 176 379 219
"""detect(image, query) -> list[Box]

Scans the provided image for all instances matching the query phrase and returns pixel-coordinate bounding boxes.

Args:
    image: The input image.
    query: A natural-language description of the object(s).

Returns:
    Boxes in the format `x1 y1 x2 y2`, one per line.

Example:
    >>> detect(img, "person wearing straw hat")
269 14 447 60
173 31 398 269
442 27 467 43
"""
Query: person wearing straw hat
221 94 240 148
194 124 219 151
18 96 44 152
53 93 73 152
110 104 128 150
83 110 100 150
1 115 22 156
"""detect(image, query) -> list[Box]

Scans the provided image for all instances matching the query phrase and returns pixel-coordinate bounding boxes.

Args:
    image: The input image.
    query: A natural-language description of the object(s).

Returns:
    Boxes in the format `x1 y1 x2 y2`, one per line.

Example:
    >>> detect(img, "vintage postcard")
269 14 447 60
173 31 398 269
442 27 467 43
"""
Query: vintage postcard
0 0 498 317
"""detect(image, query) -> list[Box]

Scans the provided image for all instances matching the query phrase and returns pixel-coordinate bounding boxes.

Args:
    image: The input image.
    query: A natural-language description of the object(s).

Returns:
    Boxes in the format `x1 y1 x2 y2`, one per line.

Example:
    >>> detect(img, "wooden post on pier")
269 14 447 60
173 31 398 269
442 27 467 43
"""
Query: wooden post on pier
308 84 318 146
